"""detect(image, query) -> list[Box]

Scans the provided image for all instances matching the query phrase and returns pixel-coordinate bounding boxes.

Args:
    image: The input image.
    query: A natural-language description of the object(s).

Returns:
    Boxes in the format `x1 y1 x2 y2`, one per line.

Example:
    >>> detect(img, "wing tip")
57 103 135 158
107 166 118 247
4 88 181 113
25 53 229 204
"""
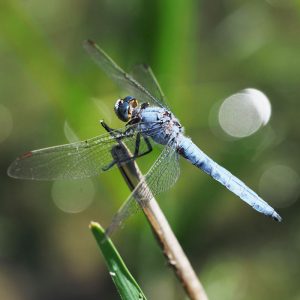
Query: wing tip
7 151 33 179
85 39 95 45
7 151 39 180
83 39 96 50
7 164 14 178
142 63 150 69
7 161 20 179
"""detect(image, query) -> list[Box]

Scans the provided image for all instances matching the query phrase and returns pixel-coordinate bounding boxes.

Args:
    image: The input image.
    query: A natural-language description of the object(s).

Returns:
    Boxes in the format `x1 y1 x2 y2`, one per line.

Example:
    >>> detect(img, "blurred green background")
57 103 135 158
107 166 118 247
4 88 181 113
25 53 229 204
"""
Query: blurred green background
1 0 300 299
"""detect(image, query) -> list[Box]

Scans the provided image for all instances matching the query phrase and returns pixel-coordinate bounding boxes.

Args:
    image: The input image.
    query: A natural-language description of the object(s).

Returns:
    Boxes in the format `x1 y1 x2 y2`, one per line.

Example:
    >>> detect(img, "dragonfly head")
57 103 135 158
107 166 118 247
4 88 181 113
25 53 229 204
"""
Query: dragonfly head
114 96 138 122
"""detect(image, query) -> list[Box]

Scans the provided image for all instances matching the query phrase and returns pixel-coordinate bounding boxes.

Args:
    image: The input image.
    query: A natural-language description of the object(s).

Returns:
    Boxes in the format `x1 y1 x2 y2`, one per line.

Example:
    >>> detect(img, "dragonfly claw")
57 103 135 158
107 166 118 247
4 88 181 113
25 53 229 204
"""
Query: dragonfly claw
102 160 116 171
272 211 282 222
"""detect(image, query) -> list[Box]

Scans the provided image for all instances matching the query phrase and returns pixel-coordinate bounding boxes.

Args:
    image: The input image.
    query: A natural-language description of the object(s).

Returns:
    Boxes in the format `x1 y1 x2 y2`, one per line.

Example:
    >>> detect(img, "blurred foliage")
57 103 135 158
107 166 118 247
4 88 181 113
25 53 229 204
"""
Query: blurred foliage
1 0 300 299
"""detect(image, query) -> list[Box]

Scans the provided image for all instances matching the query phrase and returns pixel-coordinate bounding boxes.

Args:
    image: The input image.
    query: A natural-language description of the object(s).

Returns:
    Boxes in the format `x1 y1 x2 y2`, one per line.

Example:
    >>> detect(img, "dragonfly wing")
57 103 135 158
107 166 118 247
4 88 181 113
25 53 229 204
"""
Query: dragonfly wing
105 141 180 236
130 64 170 109
83 40 165 108
7 125 155 180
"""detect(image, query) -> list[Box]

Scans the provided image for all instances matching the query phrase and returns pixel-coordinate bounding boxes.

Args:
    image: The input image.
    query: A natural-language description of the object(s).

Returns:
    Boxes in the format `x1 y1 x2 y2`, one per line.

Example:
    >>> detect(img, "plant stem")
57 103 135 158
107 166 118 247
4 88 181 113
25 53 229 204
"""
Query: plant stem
103 121 208 300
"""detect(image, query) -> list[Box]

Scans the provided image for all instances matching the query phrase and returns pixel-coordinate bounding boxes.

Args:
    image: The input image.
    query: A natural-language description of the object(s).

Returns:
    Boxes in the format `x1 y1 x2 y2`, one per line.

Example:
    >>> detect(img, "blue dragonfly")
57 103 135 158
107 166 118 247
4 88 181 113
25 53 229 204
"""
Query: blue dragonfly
8 40 281 235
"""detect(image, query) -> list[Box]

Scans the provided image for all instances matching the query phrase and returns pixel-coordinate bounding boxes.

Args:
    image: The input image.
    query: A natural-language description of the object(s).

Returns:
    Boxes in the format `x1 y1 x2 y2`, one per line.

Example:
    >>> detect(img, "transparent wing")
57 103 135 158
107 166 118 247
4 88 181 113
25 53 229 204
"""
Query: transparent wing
130 64 170 109
83 40 166 108
105 141 180 236
7 125 158 180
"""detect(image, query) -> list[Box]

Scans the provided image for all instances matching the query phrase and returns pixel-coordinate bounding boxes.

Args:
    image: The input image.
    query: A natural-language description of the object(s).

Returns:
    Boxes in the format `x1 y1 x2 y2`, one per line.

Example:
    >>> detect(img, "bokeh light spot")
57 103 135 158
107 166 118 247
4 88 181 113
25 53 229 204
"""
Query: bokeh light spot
51 179 95 213
218 88 271 138
0 104 13 143
259 165 300 208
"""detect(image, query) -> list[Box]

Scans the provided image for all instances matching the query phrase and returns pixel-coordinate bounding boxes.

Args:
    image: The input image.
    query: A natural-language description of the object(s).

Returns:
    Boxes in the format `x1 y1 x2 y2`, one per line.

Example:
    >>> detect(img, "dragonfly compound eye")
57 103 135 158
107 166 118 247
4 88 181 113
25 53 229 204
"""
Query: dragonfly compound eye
114 96 138 122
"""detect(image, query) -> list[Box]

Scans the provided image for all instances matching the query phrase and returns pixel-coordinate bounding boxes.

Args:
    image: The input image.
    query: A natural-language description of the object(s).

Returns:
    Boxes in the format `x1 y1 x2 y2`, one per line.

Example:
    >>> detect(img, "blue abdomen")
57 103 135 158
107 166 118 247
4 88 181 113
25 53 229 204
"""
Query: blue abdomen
177 136 281 221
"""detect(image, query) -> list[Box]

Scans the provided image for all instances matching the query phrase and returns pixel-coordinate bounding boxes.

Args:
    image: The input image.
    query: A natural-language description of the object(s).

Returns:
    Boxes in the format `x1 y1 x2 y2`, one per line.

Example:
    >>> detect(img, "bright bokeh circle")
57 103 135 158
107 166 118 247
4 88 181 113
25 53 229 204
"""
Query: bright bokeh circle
218 88 271 138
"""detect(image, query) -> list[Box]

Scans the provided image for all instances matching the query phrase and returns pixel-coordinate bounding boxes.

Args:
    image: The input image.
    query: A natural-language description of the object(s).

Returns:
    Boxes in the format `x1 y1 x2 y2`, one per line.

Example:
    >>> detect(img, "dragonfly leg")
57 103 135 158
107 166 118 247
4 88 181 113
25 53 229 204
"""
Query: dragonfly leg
100 120 123 136
133 132 141 156
100 121 152 172
102 134 152 171
100 120 112 132
133 134 152 158
100 120 135 171
102 119 136 141
102 159 117 171
100 120 123 171
126 116 141 126
102 120 136 140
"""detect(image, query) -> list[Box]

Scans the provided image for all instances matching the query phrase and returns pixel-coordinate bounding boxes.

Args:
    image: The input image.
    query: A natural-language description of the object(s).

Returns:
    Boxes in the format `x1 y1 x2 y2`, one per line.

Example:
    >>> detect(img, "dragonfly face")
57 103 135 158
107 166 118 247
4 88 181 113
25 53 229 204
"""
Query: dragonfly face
114 96 138 122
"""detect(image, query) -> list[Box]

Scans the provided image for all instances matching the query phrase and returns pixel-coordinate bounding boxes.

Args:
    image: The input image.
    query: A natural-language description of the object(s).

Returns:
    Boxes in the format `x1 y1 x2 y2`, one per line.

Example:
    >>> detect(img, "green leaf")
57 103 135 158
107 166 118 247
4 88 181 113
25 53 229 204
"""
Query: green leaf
90 222 147 300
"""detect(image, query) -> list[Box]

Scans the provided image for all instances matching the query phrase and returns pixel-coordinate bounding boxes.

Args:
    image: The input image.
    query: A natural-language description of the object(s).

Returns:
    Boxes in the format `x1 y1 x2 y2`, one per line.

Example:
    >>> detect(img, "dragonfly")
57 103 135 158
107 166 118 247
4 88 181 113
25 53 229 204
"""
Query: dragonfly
8 40 282 236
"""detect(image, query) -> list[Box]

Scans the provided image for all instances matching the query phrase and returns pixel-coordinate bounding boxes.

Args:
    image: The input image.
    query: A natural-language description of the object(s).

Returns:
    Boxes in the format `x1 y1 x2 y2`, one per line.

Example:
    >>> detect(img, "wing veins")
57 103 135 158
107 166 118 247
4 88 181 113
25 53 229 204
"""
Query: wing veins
84 40 165 108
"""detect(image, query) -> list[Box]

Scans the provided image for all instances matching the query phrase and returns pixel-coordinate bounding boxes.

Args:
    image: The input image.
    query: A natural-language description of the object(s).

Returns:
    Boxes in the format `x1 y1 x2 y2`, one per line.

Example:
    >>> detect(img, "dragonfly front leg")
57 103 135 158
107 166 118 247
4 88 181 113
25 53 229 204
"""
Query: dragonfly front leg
100 121 152 171
100 120 123 137
133 133 152 158
100 121 152 172
104 134 152 170
101 120 130 171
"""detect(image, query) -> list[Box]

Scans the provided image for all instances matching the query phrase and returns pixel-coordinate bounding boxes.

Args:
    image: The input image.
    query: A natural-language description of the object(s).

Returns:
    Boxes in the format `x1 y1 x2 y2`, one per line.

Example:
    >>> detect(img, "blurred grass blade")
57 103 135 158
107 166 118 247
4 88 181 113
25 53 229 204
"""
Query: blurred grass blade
89 222 147 300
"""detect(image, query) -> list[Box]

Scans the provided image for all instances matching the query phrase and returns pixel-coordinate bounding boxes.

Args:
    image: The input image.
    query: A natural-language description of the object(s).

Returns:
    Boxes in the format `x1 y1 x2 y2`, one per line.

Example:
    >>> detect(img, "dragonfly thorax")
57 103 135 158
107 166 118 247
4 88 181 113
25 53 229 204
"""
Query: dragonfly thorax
138 106 184 146
114 96 138 122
